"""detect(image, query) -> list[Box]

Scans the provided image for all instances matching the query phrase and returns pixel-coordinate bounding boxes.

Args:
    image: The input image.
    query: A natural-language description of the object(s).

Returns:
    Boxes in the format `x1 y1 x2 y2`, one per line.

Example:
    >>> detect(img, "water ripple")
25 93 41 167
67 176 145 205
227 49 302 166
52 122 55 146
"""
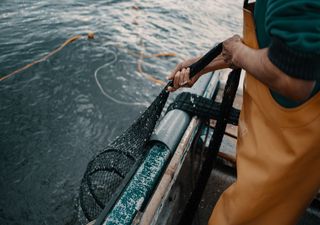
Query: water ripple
0 0 242 224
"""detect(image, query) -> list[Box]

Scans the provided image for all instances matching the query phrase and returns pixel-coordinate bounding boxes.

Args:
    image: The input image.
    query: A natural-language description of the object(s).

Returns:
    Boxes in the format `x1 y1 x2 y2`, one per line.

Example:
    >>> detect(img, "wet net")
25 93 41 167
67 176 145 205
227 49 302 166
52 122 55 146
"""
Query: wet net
79 86 169 221
79 42 223 222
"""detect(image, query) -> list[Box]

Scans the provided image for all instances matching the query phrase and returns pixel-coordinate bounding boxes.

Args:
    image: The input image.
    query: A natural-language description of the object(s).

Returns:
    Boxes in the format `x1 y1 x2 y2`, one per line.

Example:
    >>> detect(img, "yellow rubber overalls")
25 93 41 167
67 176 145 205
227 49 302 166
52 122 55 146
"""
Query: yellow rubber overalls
208 1 320 224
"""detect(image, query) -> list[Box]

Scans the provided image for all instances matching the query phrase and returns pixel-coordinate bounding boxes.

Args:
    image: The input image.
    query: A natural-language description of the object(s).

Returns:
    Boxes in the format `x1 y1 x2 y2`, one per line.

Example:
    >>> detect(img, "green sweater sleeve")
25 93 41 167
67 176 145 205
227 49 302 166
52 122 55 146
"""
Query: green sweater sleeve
264 0 320 80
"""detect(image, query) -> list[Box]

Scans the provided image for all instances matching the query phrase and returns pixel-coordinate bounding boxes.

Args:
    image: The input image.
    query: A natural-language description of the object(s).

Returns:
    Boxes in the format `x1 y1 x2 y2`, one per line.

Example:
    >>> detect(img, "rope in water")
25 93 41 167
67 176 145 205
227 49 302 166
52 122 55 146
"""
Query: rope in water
0 33 176 85
0 33 177 106
94 51 149 107
0 34 83 82
94 44 178 106
137 41 167 86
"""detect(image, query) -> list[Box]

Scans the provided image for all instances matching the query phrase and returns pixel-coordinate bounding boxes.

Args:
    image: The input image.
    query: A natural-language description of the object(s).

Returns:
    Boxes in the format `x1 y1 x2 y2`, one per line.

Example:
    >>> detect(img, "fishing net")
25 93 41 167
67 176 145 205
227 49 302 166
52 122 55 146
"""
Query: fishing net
79 42 223 222
79 85 169 221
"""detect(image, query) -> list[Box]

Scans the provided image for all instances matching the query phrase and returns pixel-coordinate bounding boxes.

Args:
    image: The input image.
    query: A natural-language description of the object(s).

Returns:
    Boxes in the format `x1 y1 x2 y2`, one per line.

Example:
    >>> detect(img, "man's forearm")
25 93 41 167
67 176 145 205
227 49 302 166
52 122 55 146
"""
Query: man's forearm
168 36 315 97
234 45 315 101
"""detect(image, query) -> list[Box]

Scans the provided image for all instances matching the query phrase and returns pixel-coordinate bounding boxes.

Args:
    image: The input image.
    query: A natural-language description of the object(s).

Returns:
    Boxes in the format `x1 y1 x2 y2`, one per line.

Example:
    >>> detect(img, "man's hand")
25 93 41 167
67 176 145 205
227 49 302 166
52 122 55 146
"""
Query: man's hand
222 35 245 69
167 57 202 92
167 48 230 92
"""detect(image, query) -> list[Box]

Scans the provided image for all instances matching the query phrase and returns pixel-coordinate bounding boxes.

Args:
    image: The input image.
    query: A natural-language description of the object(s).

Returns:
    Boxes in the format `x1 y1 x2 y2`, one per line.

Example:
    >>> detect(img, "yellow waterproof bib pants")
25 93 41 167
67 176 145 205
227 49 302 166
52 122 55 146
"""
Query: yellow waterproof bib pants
208 2 320 225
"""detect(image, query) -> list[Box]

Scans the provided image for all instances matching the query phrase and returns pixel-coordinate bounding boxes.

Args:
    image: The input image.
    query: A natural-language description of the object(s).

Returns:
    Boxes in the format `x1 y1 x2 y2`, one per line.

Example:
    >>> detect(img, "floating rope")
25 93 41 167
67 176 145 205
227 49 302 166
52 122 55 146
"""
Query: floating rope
94 49 177 106
0 34 86 82
123 45 176 86
143 52 177 58
94 41 177 105
136 41 167 86
0 32 177 107
138 52 178 86
0 31 176 85
94 51 149 107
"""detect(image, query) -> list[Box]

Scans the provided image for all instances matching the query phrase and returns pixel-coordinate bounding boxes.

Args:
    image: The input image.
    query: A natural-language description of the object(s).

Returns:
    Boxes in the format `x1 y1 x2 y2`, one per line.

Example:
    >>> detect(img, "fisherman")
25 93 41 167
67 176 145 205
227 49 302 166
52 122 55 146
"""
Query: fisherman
168 0 320 224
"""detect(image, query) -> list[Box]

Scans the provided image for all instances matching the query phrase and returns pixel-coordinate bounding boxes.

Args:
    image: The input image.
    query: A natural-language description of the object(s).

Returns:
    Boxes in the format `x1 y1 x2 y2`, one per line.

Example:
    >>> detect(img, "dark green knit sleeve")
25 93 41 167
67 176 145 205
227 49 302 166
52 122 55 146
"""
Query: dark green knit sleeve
265 0 320 80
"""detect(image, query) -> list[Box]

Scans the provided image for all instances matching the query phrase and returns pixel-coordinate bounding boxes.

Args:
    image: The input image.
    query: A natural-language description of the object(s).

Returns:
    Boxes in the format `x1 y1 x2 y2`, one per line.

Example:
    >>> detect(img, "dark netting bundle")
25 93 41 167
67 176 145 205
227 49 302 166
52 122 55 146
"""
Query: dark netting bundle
79 86 169 221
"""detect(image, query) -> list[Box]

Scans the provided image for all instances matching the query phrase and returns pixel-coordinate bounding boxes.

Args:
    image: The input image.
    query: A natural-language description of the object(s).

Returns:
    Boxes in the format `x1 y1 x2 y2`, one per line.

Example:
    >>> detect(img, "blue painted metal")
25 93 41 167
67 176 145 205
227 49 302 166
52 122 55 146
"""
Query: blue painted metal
103 143 170 225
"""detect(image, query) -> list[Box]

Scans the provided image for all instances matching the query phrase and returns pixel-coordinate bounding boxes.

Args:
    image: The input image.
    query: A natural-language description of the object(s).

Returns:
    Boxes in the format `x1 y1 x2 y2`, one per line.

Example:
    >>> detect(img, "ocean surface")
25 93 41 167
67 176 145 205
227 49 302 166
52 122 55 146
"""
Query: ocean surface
0 1 242 224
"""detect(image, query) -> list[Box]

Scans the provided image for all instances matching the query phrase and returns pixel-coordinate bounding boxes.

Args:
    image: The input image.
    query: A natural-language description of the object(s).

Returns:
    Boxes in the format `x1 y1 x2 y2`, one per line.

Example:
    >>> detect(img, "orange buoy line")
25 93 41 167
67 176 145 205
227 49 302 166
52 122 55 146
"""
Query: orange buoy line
121 46 177 59
0 34 92 82
136 41 168 86
0 31 176 87
143 52 177 58
136 41 178 86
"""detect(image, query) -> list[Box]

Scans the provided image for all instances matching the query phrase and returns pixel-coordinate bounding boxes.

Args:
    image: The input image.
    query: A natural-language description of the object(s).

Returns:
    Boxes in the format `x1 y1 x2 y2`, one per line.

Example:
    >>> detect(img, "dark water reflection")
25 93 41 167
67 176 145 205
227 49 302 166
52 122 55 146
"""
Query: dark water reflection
0 0 242 224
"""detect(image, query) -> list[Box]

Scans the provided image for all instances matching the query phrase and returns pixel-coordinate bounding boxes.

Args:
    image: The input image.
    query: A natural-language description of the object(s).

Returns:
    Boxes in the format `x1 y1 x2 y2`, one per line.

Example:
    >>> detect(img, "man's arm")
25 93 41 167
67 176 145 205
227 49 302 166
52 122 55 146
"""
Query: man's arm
225 35 316 102
168 36 315 101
